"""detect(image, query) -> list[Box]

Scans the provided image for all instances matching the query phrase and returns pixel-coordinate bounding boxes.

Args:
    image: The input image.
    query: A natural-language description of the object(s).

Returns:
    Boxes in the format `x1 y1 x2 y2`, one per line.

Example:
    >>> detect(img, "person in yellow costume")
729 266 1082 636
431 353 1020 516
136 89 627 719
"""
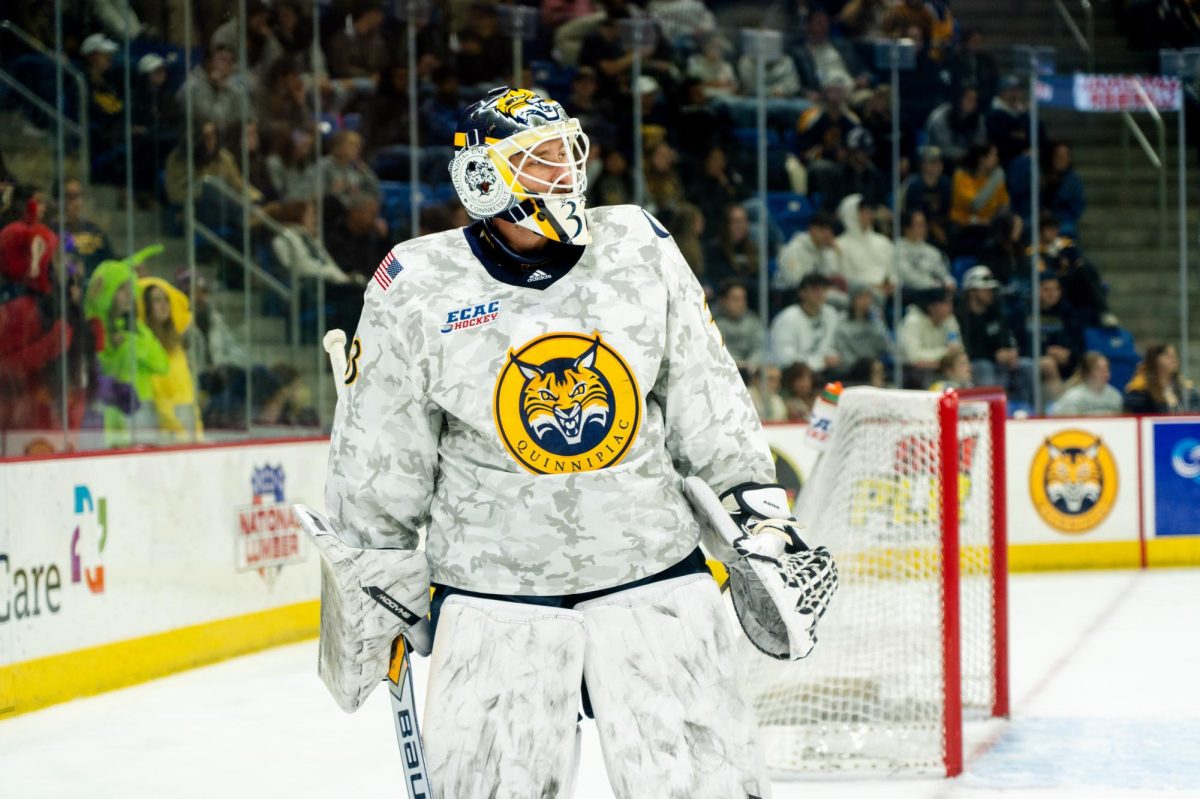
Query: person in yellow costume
137 276 204 441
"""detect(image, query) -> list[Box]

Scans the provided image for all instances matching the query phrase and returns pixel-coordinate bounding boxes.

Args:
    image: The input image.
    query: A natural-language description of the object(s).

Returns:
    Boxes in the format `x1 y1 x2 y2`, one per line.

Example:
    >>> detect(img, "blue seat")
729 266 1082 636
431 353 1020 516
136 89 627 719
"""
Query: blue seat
1084 326 1139 390
765 192 814 241
951 256 976 286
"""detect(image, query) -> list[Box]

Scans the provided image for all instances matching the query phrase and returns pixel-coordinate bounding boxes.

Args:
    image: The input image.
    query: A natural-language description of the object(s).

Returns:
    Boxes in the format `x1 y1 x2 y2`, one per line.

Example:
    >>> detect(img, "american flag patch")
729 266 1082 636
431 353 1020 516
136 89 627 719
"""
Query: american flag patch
373 250 403 290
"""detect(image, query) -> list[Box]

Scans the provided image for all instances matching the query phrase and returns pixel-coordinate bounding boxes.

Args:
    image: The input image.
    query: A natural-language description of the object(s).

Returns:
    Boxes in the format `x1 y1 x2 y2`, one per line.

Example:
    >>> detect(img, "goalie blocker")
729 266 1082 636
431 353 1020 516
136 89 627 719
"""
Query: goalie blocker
684 478 838 661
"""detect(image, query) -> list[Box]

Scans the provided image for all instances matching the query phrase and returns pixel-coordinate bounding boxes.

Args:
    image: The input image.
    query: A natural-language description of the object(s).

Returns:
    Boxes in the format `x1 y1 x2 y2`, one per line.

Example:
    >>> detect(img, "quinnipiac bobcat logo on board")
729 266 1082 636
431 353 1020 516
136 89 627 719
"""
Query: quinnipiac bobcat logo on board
1029 429 1118 533
493 332 641 474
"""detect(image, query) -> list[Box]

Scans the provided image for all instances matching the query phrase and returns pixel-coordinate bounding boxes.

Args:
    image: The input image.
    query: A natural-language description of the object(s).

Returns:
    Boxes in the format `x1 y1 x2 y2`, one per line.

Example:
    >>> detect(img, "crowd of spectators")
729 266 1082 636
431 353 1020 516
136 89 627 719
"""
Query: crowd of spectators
1 0 1197 450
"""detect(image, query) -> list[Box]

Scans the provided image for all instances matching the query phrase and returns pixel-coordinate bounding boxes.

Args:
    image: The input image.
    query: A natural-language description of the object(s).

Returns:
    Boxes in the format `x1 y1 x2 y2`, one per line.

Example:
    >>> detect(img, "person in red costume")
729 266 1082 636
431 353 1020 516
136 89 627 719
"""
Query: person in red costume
0 194 73 435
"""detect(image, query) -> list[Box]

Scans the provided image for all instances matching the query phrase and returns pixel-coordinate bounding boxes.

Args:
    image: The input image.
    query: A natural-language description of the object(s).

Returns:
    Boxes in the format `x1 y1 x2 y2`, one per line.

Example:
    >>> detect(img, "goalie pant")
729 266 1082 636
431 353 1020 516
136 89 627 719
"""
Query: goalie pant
423 553 772 799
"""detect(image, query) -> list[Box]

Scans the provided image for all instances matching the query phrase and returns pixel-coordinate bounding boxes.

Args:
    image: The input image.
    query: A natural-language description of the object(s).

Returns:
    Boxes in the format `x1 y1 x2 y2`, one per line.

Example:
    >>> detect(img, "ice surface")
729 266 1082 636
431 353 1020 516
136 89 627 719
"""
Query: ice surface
1 569 1197 798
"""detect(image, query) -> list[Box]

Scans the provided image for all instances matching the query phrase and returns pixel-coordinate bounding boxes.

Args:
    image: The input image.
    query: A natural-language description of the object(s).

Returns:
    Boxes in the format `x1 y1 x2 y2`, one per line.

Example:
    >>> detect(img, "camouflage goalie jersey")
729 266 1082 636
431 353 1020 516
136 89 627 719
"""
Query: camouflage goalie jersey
325 205 775 596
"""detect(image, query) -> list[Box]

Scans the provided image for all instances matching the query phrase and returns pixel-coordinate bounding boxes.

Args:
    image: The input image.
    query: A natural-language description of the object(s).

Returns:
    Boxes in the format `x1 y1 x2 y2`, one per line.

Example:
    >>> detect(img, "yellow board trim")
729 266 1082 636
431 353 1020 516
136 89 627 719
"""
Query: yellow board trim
1147 537 1200 567
1008 541 1142 571
0 600 318 719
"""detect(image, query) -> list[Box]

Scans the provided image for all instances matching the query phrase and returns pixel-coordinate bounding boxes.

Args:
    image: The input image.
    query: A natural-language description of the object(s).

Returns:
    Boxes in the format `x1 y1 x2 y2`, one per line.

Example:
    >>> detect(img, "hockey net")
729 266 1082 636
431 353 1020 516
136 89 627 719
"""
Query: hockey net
738 387 1008 776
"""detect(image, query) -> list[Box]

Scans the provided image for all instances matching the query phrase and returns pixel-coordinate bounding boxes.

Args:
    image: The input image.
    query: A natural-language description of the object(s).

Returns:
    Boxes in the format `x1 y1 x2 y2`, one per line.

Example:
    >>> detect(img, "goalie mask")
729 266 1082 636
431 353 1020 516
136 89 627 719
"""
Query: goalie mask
450 86 591 245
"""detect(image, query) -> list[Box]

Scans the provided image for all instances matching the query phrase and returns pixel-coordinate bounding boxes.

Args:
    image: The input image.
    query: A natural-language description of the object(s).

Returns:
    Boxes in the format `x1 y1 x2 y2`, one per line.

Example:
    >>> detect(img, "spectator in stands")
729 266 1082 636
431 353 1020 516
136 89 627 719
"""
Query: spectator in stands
241 122 280 207
131 54 182 206
177 44 252 147
951 27 999 107
647 0 717 43
833 287 891 370
265 129 319 202
272 0 326 75
749 365 789 422
0 195 70 435
737 43 803 99
898 288 962 388
261 57 313 135
1043 142 1086 238
1124 342 1198 414
843 356 889 388
456 3 511 88
1051 352 1123 416
210 0 283 90
985 75 1030 167
363 63 415 158
1037 212 1108 326
178 271 247 373
793 9 867 95
796 73 860 169
165 120 264 228
322 131 382 209
592 147 633 207
838 0 889 39
706 204 760 287
672 79 736 161
84 256 169 447
663 201 706 281
271 199 364 335
687 146 746 238
883 0 935 41
775 212 845 299
80 32 127 185
713 280 766 370
897 25 953 132
420 67 463 146
561 67 616 147
856 84 909 180
781 361 818 421
925 84 988 167
643 141 685 216
137 277 203 442
929 349 974 391
327 0 388 81
979 211 1025 287
323 195 389 281
579 7 674 107
896 209 954 299
56 178 116 277
950 142 1009 257
835 194 895 305
687 33 738 98
902 146 953 251
1026 271 1086 388
956 265 1031 401
770 274 842 372
816 126 887 214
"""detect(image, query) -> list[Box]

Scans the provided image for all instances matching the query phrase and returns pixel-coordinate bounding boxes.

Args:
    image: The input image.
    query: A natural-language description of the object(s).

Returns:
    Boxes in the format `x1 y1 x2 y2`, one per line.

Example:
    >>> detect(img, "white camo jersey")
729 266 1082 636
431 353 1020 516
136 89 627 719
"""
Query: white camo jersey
325 204 775 596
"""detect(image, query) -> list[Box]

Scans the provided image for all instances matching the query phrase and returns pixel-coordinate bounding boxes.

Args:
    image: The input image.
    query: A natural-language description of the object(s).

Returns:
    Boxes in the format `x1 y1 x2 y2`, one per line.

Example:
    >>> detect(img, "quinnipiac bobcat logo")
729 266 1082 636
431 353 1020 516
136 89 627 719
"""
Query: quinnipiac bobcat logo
493 332 641 474
1029 429 1118 533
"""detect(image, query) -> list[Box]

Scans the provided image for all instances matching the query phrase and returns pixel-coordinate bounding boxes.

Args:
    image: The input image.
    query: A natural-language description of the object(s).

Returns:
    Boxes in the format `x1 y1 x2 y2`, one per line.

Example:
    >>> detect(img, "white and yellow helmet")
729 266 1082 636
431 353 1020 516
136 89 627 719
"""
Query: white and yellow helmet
449 86 591 245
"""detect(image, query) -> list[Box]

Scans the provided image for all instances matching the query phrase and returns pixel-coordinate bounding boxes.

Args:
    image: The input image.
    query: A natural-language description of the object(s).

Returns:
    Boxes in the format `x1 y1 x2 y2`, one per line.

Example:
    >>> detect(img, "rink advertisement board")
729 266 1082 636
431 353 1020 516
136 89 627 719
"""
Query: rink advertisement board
1005 418 1142 568
1141 417 1200 548
0 439 326 716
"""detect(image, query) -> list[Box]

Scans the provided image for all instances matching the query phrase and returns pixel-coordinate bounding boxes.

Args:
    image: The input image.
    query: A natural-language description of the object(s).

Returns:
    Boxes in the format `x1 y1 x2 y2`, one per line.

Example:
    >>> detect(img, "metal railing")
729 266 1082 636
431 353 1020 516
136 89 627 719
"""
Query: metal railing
1118 80 1169 250
1053 0 1094 71
0 20 90 184
194 175 302 368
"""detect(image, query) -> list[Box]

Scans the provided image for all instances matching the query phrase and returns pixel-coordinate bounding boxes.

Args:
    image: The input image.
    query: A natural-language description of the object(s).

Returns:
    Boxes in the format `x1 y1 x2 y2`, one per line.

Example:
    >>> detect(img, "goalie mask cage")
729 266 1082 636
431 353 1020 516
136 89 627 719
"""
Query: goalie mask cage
740 387 1008 777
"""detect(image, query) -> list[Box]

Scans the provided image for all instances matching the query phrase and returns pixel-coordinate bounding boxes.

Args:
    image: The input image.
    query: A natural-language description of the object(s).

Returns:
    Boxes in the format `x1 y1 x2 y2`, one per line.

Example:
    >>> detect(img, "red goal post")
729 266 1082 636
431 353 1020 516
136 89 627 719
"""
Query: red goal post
738 387 1009 777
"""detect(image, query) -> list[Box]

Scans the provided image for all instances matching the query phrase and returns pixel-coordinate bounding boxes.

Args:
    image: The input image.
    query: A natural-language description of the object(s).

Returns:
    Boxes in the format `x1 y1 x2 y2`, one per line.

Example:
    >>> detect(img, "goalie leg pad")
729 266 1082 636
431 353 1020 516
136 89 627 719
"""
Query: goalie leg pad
576 574 772 799
295 505 430 714
423 595 586 799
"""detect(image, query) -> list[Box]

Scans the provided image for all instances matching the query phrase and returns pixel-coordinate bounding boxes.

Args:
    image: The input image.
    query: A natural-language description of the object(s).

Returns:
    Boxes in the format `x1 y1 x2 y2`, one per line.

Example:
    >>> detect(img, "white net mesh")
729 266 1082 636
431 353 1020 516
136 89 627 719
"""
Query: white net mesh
958 400 996 718
737 388 1000 774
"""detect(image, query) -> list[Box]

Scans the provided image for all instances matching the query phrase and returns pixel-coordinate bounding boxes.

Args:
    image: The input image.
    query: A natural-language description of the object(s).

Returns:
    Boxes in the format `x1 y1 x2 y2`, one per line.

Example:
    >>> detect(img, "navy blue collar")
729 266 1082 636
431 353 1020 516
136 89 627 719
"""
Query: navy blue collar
462 221 585 291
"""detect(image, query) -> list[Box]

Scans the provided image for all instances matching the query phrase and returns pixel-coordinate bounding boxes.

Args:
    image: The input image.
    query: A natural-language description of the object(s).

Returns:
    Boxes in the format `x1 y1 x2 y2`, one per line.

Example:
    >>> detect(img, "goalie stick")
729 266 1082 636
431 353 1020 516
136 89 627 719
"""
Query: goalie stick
323 329 434 799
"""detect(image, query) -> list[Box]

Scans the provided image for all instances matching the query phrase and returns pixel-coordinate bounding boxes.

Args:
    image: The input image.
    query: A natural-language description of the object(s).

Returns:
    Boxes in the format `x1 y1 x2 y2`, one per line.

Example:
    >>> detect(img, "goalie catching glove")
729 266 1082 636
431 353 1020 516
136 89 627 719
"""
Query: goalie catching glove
683 477 838 661
293 504 431 713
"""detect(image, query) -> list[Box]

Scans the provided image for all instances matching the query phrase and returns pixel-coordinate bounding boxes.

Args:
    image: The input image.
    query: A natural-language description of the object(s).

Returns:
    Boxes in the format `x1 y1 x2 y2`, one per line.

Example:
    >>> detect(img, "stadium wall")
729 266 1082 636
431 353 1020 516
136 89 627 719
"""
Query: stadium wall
2 419 1197 717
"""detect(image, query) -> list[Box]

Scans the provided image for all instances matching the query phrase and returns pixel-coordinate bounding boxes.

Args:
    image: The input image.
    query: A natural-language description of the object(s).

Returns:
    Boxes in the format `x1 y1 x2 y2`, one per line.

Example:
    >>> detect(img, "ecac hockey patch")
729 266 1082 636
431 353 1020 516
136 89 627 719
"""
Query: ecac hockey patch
440 300 501 334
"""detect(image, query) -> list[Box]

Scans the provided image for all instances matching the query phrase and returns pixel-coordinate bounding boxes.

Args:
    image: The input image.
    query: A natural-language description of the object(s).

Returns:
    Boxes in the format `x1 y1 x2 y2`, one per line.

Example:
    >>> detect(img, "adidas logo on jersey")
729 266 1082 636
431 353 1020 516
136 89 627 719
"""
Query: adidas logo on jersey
526 270 552 283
